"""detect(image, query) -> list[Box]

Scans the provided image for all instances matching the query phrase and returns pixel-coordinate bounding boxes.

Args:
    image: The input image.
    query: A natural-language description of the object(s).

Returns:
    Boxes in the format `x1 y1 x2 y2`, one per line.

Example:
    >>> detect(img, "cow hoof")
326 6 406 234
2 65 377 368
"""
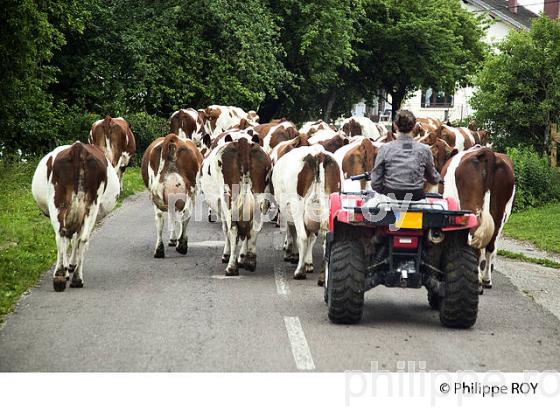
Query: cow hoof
317 272 325 287
244 255 257 272
225 266 239 276
222 254 230 263
53 276 67 292
482 279 492 289
70 278 83 288
293 271 306 280
289 254 299 264
176 240 188 255
304 263 314 273
154 243 165 258
478 285 484 295
237 254 246 268
168 239 178 247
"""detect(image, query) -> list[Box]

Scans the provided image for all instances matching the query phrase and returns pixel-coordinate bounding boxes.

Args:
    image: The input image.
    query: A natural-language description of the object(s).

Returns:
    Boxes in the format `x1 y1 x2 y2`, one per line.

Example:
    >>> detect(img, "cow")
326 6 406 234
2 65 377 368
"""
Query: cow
252 119 299 154
307 128 337 144
333 137 379 191
341 116 387 141
299 120 336 137
169 108 209 148
141 133 203 258
203 105 259 137
468 121 491 146
440 146 515 290
200 132 272 275
31 142 120 291
270 134 310 165
272 145 342 282
430 124 477 151
316 132 350 153
89 116 136 184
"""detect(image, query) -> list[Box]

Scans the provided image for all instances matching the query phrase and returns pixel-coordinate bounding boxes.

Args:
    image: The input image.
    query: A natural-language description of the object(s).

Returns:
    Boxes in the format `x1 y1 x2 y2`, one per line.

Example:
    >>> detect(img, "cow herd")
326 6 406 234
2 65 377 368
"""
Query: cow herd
31 106 515 296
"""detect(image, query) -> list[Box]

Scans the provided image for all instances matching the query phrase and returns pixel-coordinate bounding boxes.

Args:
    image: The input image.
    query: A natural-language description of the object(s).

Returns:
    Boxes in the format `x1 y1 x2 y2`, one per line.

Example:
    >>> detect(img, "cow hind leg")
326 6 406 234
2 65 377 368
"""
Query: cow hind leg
304 234 317 273
70 206 98 288
176 213 190 255
237 238 248 268
225 225 240 276
481 247 496 289
52 233 67 292
243 230 258 272
154 207 165 258
293 220 308 280
221 220 231 263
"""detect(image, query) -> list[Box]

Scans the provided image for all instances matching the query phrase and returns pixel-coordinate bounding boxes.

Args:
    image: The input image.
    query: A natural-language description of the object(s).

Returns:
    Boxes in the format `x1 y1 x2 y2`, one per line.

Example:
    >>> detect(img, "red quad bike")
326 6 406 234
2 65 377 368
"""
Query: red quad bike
324 173 480 328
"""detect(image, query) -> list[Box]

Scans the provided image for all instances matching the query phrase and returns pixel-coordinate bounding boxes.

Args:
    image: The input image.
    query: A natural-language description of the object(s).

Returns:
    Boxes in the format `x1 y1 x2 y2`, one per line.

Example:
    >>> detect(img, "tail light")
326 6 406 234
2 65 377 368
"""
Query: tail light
453 215 470 225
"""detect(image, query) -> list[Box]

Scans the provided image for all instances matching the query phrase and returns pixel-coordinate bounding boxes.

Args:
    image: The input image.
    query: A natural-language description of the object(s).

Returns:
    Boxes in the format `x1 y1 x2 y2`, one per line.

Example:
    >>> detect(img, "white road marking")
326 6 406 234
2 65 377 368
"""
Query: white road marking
284 316 315 371
274 266 290 296
188 241 225 247
210 275 242 280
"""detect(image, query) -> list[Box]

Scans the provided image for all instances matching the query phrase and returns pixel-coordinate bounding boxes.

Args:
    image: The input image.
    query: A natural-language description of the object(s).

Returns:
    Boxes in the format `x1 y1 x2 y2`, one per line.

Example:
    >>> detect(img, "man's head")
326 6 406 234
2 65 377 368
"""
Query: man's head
394 110 416 134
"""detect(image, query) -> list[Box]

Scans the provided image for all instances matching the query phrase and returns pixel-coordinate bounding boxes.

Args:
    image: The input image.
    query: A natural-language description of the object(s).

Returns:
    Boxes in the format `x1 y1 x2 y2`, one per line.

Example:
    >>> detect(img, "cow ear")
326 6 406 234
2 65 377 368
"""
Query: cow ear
251 135 260 145
224 134 233 143
449 148 459 158
238 118 249 129
342 137 350 146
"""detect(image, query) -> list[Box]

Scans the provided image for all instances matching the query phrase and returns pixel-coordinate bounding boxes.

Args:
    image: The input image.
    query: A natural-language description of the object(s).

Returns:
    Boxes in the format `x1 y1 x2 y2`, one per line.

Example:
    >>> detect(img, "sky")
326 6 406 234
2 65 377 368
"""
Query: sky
517 0 544 14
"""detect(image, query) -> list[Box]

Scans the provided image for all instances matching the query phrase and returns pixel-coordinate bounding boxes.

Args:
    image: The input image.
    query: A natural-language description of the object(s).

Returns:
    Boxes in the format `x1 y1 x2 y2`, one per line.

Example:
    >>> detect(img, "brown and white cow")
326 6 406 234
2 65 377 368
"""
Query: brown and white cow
270 134 310 164
468 121 491 146
299 120 336 137
252 119 299 154
200 132 272 275
32 142 120 291
316 131 350 153
89 116 136 183
203 105 259 137
429 124 477 151
169 108 209 148
333 137 379 191
141 134 203 258
440 147 515 289
341 116 387 141
272 145 342 281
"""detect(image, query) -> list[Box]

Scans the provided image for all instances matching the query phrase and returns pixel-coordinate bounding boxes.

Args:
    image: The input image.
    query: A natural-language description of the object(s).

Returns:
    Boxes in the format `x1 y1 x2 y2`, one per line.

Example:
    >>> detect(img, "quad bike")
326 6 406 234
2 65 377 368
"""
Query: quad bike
324 173 480 328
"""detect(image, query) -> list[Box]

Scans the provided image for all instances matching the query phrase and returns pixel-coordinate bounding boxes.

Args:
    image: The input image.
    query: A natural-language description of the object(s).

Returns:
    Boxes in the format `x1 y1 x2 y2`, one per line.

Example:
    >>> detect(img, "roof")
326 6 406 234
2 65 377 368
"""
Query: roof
463 0 538 29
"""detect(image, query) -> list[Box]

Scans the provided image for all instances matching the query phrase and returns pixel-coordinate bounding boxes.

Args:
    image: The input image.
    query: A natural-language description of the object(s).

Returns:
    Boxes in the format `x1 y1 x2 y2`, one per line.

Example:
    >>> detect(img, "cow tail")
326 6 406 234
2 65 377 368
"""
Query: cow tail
60 143 88 237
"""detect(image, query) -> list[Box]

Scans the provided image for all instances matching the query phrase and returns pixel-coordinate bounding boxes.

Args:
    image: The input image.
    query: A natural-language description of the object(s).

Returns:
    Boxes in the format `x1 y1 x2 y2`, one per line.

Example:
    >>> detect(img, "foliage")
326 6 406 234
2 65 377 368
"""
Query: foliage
503 202 560 254
471 16 560 154
507 146 560 210
353 0 487 116
0 162 143 320
125 112 168 161
497 250 560 269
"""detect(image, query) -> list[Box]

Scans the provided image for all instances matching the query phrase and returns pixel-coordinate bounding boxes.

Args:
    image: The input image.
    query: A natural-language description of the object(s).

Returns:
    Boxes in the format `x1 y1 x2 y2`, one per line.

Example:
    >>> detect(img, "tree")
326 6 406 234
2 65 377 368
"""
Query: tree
353 0 486 117
471 16 560 154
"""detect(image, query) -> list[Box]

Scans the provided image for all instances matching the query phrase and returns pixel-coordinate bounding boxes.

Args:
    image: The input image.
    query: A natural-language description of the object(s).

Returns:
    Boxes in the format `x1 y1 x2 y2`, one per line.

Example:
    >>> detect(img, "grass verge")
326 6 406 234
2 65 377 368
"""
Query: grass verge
504 202 560 254
0 161 144 320
497 250 560 270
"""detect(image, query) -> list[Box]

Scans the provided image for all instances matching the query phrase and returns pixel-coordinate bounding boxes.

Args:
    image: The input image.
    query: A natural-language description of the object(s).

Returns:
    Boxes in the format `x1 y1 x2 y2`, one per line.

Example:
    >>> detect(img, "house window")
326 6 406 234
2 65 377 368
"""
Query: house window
421 88 454 108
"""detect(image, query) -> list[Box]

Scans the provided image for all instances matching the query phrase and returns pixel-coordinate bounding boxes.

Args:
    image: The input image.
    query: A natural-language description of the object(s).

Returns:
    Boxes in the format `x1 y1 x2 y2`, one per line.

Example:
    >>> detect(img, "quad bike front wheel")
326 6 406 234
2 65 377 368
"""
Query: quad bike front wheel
327 239 366 324
439 233 479 328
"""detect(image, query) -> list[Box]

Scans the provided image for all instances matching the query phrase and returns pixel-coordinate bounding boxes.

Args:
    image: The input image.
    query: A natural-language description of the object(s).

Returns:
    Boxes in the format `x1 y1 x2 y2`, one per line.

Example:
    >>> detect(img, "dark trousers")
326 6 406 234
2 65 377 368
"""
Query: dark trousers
380 187 425 201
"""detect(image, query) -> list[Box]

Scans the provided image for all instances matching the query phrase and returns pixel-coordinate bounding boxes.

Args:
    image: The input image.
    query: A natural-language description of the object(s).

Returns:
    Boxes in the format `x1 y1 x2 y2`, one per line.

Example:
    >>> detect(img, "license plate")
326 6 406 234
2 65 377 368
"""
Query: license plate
394 211 423 229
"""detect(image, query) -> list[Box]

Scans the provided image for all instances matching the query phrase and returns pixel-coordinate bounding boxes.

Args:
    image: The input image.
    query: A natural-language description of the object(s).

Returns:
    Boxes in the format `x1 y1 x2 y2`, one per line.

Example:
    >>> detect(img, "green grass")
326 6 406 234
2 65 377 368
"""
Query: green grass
497 250 560 270
0 162 144 320
503 202 560 254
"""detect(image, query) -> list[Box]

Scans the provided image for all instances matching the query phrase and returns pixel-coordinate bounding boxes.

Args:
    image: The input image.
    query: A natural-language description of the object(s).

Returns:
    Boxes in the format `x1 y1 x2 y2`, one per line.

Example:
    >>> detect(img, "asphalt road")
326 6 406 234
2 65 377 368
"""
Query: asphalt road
1 192 560 372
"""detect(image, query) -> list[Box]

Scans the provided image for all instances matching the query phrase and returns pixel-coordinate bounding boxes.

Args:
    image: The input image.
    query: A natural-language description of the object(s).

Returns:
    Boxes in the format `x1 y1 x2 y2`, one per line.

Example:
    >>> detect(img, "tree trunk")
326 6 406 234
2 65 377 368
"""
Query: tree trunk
391 88 406 120
323 88 337 122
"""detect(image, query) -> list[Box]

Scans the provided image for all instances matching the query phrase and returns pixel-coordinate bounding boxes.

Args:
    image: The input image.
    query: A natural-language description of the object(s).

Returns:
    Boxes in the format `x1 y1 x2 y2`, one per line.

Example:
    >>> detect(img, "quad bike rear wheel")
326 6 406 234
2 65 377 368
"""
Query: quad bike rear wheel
327 239 366 324
439 233 479 328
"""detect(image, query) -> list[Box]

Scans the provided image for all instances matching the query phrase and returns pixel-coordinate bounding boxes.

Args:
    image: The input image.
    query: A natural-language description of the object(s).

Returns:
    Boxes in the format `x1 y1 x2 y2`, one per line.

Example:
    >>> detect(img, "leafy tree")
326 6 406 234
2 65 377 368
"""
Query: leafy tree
353 0 487 117
471 16 560 154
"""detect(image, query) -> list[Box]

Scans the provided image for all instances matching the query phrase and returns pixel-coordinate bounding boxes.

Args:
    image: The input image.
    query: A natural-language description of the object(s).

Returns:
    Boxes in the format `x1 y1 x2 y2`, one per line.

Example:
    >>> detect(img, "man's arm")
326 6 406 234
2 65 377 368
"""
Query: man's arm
370 148 385 192
423 148 441 185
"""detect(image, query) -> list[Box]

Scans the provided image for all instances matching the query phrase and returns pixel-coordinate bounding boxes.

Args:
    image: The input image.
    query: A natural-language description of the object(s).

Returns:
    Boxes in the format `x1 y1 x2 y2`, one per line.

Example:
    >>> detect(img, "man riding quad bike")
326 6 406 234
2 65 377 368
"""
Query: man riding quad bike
324 111 480 328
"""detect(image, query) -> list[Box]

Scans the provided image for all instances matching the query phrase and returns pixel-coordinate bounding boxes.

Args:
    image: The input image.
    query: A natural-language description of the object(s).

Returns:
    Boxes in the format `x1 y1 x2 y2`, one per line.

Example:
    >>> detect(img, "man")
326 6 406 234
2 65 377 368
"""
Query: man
370 110 440 200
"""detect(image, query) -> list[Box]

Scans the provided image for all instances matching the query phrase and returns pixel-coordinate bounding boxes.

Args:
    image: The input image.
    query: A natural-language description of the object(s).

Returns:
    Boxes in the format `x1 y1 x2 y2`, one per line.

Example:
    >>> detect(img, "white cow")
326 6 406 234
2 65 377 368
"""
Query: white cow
272 145 341 281
200 132 272 275
203 105 259 137
341 116 387 141
32 142 120 291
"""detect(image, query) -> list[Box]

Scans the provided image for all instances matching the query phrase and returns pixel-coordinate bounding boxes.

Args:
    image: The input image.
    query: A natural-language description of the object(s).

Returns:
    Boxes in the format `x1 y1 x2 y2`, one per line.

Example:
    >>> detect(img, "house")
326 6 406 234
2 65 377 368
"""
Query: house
352 1 558 123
